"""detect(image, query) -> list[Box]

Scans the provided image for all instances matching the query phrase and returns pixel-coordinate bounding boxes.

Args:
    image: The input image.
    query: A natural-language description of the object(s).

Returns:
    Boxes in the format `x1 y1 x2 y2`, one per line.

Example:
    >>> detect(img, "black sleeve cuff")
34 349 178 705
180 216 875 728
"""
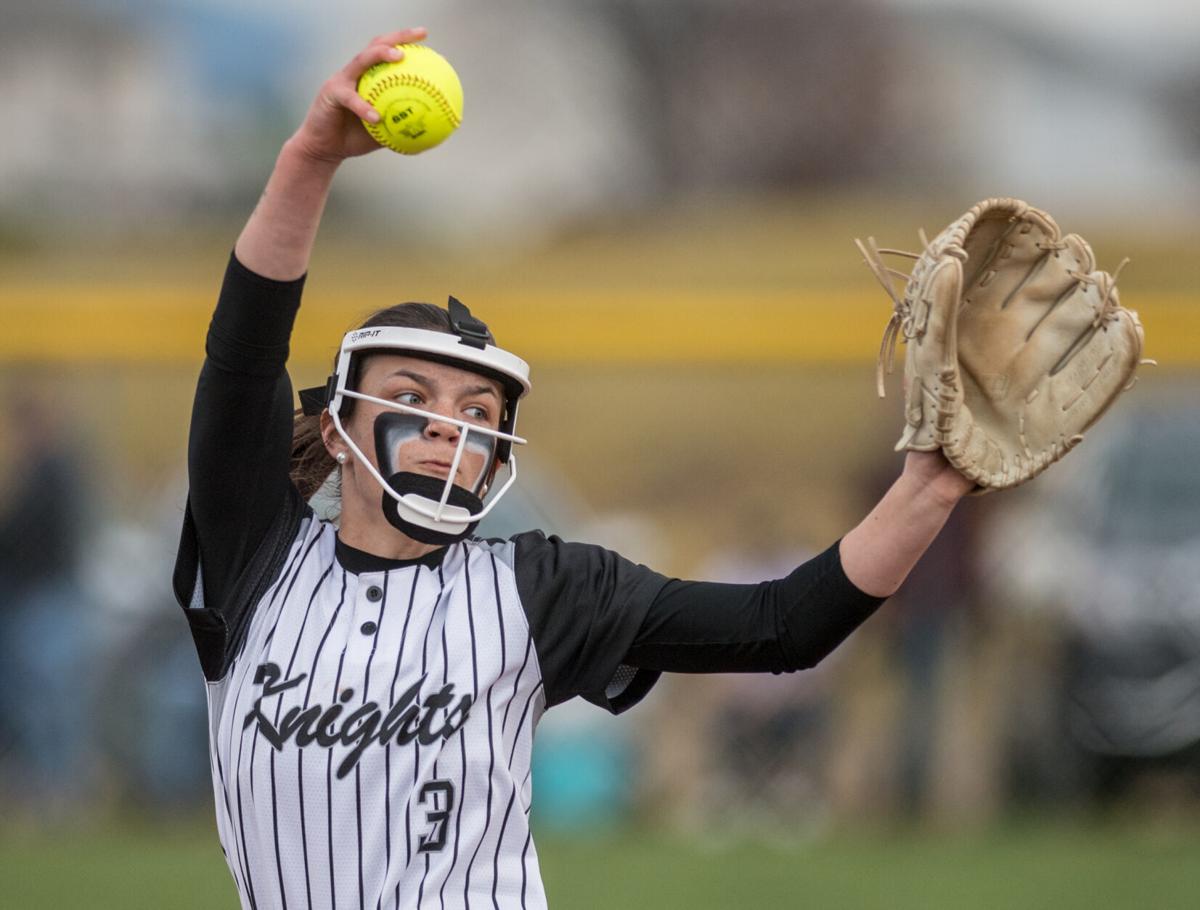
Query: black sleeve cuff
775 538 887 670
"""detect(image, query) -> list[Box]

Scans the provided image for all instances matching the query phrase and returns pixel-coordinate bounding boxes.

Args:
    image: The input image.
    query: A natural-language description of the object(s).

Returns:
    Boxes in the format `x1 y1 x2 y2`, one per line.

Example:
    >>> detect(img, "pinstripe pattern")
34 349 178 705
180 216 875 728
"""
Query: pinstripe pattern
199 521 550 910
325 631 349 907
213 517 321 910
413 563 443 909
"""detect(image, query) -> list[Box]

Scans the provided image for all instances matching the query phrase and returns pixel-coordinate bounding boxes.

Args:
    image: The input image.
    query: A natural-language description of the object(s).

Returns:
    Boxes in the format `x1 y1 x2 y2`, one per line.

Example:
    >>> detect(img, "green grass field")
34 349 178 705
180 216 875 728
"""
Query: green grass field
2 818 1198 909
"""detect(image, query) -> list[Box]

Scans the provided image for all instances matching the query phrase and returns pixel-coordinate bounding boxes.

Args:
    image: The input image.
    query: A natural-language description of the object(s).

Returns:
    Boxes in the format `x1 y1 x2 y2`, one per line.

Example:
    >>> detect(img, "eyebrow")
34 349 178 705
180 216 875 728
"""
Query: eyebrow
385 368 500 400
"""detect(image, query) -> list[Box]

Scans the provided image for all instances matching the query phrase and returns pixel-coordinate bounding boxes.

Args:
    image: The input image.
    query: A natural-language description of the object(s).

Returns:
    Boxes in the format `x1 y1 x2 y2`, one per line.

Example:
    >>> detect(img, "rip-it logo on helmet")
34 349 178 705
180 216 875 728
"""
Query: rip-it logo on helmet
298 297 531 545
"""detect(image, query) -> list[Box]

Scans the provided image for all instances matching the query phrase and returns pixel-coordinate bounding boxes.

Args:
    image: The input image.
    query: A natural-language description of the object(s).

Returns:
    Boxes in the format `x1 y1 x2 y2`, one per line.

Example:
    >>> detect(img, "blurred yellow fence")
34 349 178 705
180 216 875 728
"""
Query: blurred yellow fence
2 286 1195 367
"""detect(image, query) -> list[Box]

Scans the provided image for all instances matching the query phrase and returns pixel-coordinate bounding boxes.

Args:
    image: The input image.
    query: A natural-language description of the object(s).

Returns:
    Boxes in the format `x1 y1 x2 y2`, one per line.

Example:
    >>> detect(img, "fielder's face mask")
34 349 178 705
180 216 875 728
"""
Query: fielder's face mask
299 297 531 545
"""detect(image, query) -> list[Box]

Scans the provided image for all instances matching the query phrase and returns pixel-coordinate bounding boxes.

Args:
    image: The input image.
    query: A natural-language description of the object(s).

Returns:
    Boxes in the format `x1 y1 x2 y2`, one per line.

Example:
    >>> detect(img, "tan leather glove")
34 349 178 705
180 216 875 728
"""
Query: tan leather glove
859 197 1146 489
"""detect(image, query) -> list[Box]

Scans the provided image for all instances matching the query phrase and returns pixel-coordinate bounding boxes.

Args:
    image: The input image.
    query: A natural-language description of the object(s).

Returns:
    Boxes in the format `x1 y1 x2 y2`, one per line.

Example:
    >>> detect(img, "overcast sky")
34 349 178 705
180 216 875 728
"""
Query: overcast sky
885 0 1200 51
101 0 1200 60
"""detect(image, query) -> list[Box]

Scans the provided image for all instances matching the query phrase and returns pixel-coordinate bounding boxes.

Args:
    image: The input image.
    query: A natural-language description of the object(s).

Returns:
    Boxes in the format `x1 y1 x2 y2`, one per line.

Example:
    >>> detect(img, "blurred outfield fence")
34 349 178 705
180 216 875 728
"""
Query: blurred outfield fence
3 197 1196 371
3 286 1198 367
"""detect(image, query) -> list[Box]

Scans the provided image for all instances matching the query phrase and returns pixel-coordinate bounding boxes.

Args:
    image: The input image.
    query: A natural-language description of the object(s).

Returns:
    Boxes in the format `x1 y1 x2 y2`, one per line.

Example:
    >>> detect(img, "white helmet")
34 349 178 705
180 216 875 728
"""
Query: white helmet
299 297 531 544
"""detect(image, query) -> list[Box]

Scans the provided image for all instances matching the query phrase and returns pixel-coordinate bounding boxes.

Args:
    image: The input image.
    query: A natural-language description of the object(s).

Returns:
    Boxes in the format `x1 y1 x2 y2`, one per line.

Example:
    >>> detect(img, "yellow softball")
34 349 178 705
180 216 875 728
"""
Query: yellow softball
357 44 463 155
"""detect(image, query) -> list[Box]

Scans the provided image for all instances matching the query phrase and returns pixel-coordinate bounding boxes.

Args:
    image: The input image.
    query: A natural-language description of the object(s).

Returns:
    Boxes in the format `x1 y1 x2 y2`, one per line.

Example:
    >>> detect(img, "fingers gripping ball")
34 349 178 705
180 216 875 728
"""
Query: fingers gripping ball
357 44 463 154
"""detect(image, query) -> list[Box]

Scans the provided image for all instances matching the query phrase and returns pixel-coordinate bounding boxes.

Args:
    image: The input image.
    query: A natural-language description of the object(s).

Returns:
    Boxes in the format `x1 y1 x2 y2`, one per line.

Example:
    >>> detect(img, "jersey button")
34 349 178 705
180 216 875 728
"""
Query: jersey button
365 585 383 602
361 621 378 636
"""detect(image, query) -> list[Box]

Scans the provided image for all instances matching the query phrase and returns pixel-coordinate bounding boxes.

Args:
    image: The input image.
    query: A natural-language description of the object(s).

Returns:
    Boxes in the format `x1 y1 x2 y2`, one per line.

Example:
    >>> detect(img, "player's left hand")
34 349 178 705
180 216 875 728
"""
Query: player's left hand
902 450 975 505
290 28 429 164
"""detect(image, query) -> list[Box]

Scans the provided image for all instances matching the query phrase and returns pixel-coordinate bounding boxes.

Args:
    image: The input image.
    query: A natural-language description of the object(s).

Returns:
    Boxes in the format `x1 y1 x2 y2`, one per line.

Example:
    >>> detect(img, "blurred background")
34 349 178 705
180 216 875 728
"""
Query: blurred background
2 0 1199 907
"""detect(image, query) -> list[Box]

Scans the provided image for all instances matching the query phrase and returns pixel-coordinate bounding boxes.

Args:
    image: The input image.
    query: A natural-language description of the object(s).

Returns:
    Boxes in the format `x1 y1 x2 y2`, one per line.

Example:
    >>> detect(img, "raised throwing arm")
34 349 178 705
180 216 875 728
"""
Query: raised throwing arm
234 27 428 280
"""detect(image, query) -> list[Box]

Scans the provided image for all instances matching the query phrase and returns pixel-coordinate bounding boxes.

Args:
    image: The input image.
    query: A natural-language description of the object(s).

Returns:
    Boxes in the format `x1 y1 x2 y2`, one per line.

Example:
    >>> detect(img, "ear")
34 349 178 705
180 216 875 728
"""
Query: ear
319 409 345 461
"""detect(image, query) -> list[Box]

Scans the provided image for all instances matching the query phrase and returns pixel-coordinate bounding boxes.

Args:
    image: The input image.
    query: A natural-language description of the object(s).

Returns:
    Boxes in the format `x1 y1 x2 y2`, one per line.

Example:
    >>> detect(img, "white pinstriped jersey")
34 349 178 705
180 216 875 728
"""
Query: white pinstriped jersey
180 252 883 910
182 500 666 910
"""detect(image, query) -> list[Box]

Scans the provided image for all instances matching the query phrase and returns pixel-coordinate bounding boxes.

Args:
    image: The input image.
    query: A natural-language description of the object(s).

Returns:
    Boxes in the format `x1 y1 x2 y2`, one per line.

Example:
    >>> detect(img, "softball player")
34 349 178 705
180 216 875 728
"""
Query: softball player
174 29 974 909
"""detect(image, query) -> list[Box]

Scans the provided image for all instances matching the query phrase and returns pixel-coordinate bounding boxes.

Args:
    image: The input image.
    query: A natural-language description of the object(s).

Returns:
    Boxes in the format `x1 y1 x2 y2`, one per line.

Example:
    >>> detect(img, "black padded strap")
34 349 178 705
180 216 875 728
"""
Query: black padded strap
448 295 490 350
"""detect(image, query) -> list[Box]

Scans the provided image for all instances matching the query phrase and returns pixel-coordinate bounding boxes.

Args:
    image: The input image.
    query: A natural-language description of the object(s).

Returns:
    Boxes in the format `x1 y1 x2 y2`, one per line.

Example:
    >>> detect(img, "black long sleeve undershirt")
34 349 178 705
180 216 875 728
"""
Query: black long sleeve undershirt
185 252 886 678
186 253 303 619
626 544 883 673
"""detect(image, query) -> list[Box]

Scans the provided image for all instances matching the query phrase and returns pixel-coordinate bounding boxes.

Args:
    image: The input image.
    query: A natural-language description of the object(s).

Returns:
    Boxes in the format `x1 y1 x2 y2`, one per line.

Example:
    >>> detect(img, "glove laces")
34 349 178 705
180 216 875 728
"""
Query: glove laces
855 232 933 398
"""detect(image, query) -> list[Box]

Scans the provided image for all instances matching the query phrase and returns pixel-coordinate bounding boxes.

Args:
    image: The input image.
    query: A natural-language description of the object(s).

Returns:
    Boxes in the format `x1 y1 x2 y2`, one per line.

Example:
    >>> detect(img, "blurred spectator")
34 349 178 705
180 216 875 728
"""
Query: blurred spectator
702 548 833 841
645 510 833 841
900 493 1011 827
530 699 638 833
827 456 1007 827
0 392 98 817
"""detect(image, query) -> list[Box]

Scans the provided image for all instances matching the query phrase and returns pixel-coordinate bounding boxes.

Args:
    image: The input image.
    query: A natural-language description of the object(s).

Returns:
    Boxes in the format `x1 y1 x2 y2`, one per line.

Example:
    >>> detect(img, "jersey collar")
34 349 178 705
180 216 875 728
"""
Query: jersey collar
334 535 449 574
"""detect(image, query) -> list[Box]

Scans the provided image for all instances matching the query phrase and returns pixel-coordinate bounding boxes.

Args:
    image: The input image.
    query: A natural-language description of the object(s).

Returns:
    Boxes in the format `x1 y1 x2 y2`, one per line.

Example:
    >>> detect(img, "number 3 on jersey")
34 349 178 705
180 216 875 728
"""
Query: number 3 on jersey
417 780 456 853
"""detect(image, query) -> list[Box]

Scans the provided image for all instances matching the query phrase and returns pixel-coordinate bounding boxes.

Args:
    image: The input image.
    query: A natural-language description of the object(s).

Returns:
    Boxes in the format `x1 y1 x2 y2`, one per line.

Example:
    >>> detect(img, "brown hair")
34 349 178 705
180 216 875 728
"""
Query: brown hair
289 302 497 501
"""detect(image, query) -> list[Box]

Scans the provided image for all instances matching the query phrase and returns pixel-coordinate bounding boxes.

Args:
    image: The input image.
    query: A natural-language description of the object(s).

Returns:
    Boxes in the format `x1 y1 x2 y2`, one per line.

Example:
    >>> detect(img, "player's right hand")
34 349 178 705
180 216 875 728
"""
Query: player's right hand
289 28 428 164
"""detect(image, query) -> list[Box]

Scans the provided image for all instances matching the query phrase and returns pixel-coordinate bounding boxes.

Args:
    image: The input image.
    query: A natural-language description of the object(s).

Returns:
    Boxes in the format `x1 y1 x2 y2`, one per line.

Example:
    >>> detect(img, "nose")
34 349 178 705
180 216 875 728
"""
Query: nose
422 411 460 441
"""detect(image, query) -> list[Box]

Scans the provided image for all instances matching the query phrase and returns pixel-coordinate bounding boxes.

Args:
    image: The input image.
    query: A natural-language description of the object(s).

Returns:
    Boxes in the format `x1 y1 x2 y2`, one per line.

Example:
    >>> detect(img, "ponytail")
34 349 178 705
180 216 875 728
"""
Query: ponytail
290 408 337 503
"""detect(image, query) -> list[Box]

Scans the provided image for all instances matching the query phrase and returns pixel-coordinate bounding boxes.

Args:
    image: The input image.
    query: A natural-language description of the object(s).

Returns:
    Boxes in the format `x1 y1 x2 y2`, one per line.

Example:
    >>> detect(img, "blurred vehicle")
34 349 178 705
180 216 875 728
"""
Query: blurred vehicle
987 393 1200 800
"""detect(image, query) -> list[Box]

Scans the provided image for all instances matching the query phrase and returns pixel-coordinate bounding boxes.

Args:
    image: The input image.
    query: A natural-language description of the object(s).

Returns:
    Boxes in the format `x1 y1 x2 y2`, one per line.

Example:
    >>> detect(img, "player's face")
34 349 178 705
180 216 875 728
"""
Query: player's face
345 353 504 493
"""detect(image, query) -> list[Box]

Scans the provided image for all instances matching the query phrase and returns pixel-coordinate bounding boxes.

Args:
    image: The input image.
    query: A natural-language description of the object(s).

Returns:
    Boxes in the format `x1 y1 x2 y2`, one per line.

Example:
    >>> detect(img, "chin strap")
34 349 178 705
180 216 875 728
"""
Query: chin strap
379 472 483 545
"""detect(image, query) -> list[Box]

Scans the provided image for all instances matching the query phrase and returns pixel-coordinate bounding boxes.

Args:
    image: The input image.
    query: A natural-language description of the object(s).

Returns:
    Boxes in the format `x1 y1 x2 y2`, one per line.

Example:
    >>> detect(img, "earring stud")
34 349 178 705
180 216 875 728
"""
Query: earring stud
336 452 347 464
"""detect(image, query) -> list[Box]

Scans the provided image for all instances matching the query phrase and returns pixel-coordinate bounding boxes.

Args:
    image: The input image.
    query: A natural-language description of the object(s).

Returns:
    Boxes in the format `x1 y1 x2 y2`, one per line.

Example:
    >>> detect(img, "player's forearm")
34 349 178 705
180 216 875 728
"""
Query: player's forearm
839 465 966 598
234 138 342 282
624 541 885 674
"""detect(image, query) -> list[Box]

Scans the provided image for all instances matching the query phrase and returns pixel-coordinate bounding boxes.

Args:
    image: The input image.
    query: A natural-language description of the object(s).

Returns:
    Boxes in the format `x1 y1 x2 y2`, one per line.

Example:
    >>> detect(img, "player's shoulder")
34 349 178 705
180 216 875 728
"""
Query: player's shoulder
307 511 339 552
469 530 633 594
471 528 546 550
465 529 548 569
470 528 601 560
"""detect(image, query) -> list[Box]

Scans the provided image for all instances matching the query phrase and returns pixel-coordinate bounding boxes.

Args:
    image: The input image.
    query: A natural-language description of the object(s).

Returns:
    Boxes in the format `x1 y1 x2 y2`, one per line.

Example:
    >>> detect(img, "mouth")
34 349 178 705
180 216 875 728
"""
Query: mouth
417 460 455 480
